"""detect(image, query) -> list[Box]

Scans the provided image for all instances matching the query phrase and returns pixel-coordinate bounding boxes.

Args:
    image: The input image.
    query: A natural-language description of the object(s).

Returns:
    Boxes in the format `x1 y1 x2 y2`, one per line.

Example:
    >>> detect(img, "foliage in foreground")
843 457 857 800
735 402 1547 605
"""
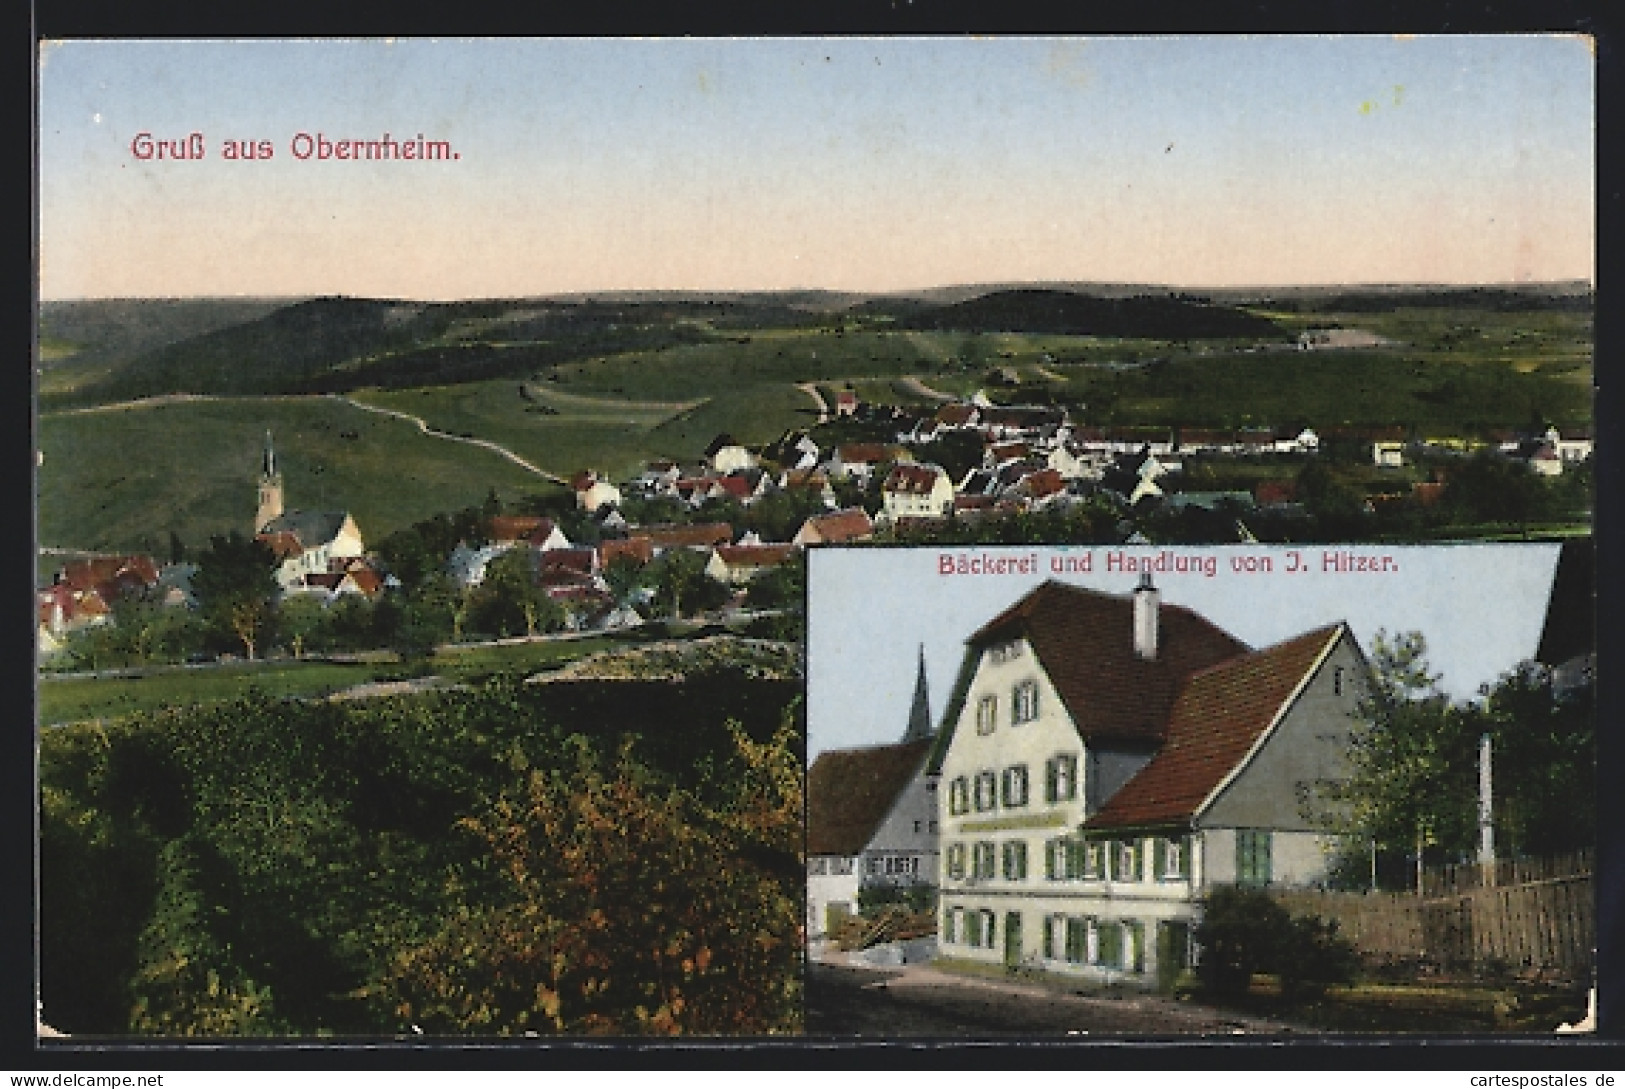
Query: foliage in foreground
39 670 804 1037
1195 886 1358 1001
385 723 802 1035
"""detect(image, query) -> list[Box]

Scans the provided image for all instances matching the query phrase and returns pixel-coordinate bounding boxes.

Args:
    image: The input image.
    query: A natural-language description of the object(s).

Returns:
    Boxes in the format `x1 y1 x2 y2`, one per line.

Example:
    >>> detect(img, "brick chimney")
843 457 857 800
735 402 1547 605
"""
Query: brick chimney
1132 573 1159 660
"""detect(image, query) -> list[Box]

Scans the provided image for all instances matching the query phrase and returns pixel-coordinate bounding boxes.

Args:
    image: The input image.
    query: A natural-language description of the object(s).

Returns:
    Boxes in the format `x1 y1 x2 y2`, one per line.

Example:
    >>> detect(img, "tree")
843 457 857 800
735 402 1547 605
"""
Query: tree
191 532 279 659
1336 631 1594 887
744 553 805 612
1471 664 1594 857
277 595 329 658
384 719 804 1035
648 549 727 621
1442 451 1549 531
470 547 561 638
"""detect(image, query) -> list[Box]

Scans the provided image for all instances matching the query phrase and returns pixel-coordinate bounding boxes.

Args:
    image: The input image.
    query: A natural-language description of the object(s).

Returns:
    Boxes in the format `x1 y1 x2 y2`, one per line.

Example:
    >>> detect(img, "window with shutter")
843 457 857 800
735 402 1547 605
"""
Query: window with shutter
1012 679 1040 724
1236 829 1272 888
1127 920 1146 973
1098 921 1123 969
949 776 968 815
974 771 998 811
976 695 998 735
1001 840 1028 881
1001 764 1029 808
1083 840 1104 880
947 842 966 880
1065 918 1087 963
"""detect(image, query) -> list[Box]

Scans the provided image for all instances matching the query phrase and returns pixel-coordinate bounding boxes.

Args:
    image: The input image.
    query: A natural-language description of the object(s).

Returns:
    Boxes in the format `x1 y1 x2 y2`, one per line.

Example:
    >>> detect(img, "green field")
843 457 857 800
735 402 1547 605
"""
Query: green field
34 293 1594 556
1046 348 1590 431
37 396 561 554
36 635 628 725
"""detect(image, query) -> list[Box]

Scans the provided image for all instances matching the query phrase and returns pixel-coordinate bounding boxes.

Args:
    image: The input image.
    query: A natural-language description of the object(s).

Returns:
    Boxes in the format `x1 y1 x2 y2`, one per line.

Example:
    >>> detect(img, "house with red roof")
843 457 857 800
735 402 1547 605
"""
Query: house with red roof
878 462 954 525
929 577 1366 987
792 507 874 547
704 544 797 585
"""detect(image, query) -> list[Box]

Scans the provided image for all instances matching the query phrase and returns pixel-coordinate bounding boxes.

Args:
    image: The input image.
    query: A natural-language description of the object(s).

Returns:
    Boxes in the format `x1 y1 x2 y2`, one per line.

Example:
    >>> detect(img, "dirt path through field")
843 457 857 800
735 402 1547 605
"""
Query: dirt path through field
329 394 568 484
795 382 831 423
896 375 956 403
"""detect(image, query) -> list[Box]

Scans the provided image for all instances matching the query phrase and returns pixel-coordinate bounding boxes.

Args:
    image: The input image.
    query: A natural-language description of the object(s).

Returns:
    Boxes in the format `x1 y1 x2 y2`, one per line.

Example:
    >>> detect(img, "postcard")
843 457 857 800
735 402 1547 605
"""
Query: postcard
32 35 1595 1047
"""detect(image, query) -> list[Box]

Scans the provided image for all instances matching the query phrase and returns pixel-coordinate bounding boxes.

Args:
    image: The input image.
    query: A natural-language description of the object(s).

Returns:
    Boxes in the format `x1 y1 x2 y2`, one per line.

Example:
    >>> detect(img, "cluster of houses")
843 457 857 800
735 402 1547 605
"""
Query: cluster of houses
36 553 171 657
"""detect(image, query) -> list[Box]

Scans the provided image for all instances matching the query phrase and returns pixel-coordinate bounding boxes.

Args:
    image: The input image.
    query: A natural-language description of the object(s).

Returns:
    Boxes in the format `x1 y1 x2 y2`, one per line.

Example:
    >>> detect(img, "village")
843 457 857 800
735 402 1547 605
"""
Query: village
35 381 1592 667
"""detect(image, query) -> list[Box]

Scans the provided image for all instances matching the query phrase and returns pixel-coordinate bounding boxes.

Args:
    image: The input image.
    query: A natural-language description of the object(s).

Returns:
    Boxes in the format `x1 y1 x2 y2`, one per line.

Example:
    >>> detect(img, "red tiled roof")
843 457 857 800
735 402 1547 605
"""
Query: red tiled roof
935 404 976 427
971 581 1251 745
1084 625 1344 830
796 507 873 545
599 537 655 568
56 555 160 593
1255 480 1298 506
489 515 548 543
987 441 1030 463
883 463 946 495
806 740 934 856
341 568 384 596
541 547 597 575
638 522 734 549
1016 468 1065 498
710 475 754 499
714 544 796 569
257 532 305 560
836 443 893 465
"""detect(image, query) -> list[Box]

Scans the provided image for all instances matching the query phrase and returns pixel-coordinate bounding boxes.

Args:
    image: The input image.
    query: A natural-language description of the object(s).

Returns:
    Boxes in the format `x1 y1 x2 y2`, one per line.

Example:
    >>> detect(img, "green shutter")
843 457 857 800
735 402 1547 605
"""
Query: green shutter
1153 837 1167 880
1100 922 1122 968
1179 835 1192 877
1043 917 1054 959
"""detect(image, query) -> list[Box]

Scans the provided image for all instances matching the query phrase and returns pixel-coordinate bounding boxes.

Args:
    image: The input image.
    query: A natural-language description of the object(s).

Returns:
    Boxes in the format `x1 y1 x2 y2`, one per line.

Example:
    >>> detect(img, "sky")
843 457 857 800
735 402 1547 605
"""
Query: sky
36 35 1594 300
806 543 1563 760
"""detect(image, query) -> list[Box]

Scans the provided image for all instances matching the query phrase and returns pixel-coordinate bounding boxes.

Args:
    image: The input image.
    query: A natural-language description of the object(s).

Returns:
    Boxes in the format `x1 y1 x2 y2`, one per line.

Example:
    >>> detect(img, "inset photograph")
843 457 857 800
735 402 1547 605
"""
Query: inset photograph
806 543 1594 1036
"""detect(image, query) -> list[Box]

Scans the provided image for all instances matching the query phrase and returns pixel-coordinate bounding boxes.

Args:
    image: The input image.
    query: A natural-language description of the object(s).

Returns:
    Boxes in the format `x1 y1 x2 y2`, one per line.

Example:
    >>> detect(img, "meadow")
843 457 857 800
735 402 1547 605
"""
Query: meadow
37 633 630 726
37 395 560 554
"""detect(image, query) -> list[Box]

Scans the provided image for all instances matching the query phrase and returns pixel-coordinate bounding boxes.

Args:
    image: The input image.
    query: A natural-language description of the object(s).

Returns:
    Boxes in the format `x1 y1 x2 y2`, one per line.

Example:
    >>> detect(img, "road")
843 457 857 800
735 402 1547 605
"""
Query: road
805 958 1303 1038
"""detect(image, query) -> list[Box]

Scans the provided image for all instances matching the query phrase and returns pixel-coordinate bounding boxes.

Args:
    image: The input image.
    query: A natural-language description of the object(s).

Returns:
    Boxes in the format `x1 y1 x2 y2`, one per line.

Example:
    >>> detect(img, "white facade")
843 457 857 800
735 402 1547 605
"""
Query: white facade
806 855 860 939
936 617 1364 988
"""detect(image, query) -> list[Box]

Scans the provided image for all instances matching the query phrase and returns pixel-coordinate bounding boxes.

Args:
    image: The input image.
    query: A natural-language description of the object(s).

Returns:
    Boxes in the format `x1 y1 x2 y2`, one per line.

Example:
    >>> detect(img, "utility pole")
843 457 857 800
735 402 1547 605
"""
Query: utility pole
1477 732 1496 886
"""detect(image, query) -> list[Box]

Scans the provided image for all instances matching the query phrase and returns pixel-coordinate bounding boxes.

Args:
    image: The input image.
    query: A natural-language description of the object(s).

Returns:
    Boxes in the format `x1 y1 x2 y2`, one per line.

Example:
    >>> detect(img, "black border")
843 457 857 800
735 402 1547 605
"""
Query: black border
20 0 1621 1070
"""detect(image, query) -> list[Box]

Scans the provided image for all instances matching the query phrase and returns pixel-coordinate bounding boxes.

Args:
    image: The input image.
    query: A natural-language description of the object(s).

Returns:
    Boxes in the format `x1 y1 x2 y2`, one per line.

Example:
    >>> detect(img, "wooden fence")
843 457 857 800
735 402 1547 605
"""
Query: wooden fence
1419 849 1592 898
1271 855 1594 980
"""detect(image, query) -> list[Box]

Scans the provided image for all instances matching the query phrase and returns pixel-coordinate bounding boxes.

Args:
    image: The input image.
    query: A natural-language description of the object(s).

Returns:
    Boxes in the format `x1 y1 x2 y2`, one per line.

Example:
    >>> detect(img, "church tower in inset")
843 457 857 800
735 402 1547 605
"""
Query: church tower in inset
901 644 934 743
255 430 284 533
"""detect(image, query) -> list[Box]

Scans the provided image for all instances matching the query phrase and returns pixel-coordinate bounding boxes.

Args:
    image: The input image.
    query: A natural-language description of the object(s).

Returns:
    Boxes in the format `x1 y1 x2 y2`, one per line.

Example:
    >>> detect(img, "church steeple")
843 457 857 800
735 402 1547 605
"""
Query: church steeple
256 430 284 532
902 644 934 743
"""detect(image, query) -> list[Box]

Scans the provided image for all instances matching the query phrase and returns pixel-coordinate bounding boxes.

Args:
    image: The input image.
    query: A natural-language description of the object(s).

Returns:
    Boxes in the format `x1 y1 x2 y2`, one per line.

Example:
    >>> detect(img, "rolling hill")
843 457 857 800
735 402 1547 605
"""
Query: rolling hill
893 288 1285 339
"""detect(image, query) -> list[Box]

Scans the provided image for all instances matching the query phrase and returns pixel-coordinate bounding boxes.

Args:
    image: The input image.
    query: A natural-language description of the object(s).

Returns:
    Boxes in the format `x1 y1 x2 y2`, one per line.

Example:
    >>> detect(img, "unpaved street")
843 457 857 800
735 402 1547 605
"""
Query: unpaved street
806 959 1304 1038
